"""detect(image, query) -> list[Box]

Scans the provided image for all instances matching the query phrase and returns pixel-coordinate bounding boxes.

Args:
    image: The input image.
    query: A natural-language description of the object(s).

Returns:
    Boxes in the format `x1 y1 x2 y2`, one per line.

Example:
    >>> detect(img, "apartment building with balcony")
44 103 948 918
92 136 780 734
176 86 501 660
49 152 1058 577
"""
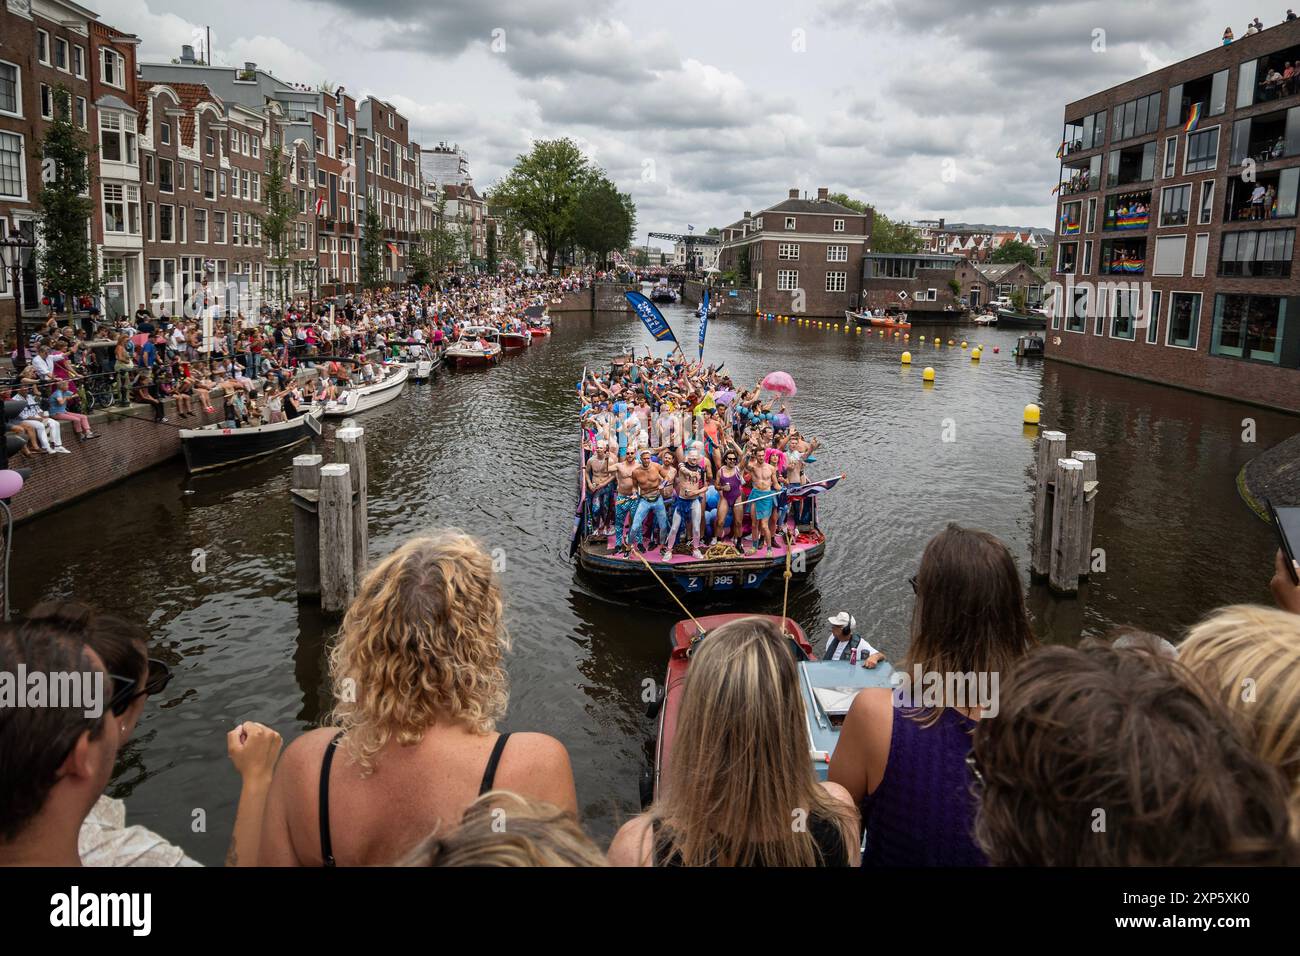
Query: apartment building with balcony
357 97 418 283
1051 19 1300 411
716 187 872 317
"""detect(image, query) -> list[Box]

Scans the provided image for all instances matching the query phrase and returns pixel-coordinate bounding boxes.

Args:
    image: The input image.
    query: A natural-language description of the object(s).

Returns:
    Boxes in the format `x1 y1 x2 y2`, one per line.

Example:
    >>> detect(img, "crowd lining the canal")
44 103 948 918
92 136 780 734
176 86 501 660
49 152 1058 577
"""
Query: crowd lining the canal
2 272 1299 868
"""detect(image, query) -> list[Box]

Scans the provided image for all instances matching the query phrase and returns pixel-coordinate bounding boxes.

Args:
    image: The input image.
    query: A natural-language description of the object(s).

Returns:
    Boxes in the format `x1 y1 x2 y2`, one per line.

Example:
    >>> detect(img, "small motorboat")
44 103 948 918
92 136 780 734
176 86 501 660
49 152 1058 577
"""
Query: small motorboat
180 405 323 474
396 342 440 382
798 651 895 781
650 279 678 304
446 326 503 368
524 305 552 337
845 309 912 330
498 327 532 351
994 308 1048 330
642 614 813 807
1014 333 1046 358
319 364 409 417
973 313 998 326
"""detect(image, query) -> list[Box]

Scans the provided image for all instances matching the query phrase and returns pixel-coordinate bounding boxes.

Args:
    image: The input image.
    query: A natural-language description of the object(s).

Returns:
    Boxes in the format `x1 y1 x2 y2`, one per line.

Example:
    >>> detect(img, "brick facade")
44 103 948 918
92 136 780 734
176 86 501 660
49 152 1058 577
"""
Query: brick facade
1050 19 1300 412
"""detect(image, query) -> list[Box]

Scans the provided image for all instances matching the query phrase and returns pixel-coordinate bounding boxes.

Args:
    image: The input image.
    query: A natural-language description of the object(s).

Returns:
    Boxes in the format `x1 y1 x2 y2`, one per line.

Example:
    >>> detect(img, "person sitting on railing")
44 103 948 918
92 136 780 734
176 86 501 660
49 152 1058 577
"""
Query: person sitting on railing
50 380 95 440
15 384 69 453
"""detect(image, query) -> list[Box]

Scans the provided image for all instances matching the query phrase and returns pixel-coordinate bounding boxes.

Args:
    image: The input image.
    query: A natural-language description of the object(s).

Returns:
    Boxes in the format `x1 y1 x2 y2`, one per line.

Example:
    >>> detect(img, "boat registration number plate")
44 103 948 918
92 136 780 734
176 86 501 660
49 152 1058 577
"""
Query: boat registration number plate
675 569 774 593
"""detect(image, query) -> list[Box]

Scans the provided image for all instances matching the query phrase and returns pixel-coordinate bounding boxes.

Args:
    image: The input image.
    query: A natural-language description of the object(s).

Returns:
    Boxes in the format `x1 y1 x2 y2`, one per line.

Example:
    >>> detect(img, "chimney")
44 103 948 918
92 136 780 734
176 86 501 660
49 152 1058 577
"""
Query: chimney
180 45 195 64
788 188 799 199
744 211 751 219
817 187 828 201
939 217 945 228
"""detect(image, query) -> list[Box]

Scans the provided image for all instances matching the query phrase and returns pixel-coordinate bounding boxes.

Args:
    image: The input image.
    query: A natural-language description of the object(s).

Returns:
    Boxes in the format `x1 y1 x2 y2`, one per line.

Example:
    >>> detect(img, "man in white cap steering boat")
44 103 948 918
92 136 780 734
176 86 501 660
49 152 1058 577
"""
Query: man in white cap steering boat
822 612 885 667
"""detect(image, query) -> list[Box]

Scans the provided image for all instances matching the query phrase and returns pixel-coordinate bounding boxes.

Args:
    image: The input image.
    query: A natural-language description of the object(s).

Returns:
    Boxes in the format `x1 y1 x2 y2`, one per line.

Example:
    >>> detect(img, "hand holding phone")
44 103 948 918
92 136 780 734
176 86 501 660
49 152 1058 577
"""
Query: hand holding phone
1271 549 1300 615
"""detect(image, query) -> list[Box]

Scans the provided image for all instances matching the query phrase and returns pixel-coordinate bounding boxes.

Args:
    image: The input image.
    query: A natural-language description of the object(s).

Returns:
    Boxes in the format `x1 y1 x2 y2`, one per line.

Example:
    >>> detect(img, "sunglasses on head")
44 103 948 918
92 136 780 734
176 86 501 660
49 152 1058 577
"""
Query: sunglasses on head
107 658 173 716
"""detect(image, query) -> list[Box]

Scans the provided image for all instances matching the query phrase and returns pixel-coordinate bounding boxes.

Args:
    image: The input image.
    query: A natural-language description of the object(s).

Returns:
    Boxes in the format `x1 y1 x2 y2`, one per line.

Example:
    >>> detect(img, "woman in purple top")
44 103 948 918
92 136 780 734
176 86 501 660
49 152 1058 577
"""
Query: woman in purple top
829 523 1036 866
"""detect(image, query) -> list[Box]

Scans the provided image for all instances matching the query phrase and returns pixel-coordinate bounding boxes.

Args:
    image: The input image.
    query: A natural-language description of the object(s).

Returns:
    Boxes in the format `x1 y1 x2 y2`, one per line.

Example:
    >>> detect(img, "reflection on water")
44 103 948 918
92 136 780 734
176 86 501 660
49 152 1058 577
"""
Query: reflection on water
11 303 1295 863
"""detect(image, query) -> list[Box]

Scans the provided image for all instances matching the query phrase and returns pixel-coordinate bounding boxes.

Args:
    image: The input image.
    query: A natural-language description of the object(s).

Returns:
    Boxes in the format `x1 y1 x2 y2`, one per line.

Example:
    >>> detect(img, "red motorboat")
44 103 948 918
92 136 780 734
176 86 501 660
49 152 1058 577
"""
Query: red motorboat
528 325 551 338
498 329 532 350
640 613 812 808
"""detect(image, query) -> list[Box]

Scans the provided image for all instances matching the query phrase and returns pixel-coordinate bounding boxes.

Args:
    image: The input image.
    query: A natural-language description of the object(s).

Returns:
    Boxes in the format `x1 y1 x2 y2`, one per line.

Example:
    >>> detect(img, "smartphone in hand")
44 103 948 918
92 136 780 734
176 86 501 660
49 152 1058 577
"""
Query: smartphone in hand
1267 500 1300 585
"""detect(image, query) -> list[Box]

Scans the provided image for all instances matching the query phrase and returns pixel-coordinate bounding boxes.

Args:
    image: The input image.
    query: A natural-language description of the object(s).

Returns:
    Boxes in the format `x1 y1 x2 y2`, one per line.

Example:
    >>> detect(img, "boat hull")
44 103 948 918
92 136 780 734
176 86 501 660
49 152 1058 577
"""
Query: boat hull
499 332 531 350
180 408 323 474
994 309 1048 329
446 346 502 367
320 365 409 417
845 310 911 329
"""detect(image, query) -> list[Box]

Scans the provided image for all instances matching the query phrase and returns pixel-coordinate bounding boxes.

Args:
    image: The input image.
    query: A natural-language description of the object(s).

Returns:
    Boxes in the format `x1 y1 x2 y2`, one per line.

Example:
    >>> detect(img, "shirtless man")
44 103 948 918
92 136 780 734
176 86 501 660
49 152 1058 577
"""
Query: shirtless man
745 446 782 557
664 447 708 560
612 449 640 553
630 450 670 558
586 438 617 536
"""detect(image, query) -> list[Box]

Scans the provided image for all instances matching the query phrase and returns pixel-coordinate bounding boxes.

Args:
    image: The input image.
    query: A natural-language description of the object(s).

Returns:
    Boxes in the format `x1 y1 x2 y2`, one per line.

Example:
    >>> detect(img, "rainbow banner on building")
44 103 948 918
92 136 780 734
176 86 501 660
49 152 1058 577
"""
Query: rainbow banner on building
1184 102 1203 132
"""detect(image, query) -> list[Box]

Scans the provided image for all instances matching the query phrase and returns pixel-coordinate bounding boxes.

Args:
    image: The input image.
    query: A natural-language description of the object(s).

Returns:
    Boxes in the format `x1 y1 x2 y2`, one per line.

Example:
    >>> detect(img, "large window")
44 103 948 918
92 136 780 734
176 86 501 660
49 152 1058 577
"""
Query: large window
1060 201 1082 236
1184 128 1219 173
194 208 207 242
1107 141 1157 187
1113 93 1161 141
1238 47 1300 107
1167 292 1201 348
159 158 173 193
1211 294 1286 362
776 269 798 290
1159 184 1190 226
826 244 848 262
1153 235 1187 275
1226 167 1300 221
825 271 847 292
1099 238 1146 275
99 112 136 165
777 243 800 260
1219 228 1295 276
0 62 19 116
1111 287 1140 339
1057 242 1078 274
1230 107 1300 165
0 131 24 199
100 48 124 88
1066 286 1089 332
1104 190 1151 231
1167 71 1228 128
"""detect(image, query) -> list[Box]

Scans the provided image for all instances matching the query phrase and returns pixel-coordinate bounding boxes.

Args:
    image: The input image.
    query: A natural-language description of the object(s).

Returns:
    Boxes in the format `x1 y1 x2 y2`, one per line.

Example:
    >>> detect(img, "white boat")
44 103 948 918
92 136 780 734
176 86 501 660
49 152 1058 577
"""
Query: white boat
396 343 440 382
973 314 998 326
180 406 323 473
319 364 409 417
446 326 503 368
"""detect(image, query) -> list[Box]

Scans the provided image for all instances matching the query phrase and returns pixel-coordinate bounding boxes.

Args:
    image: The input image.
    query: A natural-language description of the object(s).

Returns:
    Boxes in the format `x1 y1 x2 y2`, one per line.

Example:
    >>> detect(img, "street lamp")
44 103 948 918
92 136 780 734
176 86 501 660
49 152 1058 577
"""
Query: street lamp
306 260 320 318
0 234 36 372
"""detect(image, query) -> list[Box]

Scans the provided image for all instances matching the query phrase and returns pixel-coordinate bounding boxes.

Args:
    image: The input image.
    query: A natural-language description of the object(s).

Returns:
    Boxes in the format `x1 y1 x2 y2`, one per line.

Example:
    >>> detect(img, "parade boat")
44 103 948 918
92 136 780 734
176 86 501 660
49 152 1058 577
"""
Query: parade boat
319 364 410 417
994 307 1048 330
524 304 552 337
179 405 323 474
650 279 678 304
396 342 440 382
445 326 503 368
498 327 532 351
640 614 811 807
844 309 912 330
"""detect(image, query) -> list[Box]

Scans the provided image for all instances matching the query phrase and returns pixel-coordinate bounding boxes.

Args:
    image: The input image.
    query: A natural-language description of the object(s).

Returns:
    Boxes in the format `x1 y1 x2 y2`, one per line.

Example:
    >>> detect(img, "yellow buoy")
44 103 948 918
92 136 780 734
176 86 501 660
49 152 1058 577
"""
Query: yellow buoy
922 366 935 382
901 351 912 364
855 327 861 334
919 335 926 342
961 341 968 349
971 348 981 361
1024 403 1041 425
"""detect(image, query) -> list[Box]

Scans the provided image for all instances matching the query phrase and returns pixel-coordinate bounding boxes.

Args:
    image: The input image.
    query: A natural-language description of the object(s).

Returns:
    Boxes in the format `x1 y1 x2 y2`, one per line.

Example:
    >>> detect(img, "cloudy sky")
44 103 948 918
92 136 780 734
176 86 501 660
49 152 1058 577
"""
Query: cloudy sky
96 0 1264 237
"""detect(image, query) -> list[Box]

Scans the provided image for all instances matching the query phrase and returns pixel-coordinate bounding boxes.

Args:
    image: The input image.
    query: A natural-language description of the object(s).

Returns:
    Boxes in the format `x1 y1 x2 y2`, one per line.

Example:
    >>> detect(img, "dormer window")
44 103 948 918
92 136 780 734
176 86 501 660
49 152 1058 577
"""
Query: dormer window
785 217 796 230
833 219 845 232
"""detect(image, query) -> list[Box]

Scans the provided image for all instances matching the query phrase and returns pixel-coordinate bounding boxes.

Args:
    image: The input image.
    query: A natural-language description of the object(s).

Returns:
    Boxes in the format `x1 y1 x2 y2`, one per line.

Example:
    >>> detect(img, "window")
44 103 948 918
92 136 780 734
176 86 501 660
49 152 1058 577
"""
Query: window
251 137 259 158
1105 190 1152 231
1163 137 1177 178
777 243 799 260
1184 128 1219 173
99 112 136 165
1060 200 1082 236
1219 228 1295 276
826 244 848 262
1167 292 1201 348
833 219 844 232
159 158 173 193
252 174 260 202
1211 294 1286 362
178 206 186 243
1113 92 1161 140
194 208 207 242
1160 184 1191 226
73 45 84 78
177 163 185 191
54 38 68 72
213 211 226 243
1063 286 1089 332
40 84 52 121
146 201 155 241
219 172 226 196
776 269 799 290
1146 289 1163 343
1085 197 1098 232
36 30 49 65
1153 234 1187 275
1099 237 1146 275
315 136 324 154
0 131 26 199
160 123 171 146
160 204 175 242
100 48 124 88
75 97 86 130
144 155 153 183
205 135 214 157
1057 242 1077 274
784 217 796 230
231 212 241 245
1198 180 1215 224
1107 141 1157 186
0 62 18 117
1111 288 1139 340
1082 239 1093 275
826 271 847 292
1193 233 1209 276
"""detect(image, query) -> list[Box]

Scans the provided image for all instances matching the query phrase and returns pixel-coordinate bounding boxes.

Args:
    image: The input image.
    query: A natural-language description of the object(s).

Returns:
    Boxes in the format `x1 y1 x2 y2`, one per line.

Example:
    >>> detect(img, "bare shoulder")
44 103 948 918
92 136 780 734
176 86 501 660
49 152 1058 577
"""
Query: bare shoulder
819 780 856 809
608 814 654 867
499 731 571 768
275 726 343 782
847 686 894 733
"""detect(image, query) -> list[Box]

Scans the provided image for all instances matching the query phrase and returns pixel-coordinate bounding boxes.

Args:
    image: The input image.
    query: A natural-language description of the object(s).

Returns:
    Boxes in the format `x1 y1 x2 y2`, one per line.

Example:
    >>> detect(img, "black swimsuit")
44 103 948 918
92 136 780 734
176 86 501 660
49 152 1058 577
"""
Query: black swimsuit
317 730 512 867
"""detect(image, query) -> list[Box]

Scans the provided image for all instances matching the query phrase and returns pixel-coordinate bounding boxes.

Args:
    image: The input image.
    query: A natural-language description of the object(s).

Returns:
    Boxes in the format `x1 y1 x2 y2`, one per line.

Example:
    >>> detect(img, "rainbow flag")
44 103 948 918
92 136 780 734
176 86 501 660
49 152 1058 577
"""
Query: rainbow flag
1056 141 1065 159
386 241 398 255
1050 183 1062 195
1184 102 1202 132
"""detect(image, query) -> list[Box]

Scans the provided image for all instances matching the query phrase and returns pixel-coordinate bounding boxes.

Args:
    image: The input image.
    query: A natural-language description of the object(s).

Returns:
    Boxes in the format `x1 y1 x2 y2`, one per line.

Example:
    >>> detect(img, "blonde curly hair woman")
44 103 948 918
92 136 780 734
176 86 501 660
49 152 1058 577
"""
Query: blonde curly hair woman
258 531 577 865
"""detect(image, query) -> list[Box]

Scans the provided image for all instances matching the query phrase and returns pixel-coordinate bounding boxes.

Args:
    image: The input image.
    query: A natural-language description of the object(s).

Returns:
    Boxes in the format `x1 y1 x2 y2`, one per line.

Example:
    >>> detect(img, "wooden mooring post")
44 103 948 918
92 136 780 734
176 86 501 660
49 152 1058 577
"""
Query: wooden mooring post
1030 430 1101 596
291 427 370 615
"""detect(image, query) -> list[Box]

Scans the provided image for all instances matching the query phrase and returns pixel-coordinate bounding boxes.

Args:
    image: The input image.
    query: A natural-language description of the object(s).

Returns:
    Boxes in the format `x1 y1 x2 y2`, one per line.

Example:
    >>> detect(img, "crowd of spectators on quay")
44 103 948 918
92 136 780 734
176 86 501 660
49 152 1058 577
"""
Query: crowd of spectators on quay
2 522 1298 867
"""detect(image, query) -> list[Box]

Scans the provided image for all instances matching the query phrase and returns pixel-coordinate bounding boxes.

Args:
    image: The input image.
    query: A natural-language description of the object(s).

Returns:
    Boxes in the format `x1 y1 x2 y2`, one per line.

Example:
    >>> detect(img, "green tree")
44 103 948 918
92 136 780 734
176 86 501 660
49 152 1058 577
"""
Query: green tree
262 150 295 309
360 203 384 289
991 240 1038 266
486 220 498 273
826 192 922 253
826 191 869 214
456 211 476 269
947 278 962 298
572 172 635 269
427 189 460 277
36 86 97 316
489 138 591 274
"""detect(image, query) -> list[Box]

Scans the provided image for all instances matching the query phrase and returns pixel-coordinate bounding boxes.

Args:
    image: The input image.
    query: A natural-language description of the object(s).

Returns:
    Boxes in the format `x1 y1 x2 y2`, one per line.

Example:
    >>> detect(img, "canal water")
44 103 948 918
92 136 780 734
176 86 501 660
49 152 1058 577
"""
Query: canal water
12 302 1294 864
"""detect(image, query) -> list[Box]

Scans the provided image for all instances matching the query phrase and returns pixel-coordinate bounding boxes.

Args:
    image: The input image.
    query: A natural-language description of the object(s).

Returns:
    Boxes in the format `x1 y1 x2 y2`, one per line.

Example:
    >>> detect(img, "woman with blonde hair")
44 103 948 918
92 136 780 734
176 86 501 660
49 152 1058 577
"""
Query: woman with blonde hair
1180 604 1300 837
608 616 860 866
258 531 577 865
402 792 606 867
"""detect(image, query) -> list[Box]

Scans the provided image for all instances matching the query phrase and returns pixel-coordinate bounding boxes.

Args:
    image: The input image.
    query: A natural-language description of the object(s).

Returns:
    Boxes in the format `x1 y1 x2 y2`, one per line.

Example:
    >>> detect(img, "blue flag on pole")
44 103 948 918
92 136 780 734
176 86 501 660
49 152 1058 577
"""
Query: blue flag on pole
625 291 679 345
698 290 710 361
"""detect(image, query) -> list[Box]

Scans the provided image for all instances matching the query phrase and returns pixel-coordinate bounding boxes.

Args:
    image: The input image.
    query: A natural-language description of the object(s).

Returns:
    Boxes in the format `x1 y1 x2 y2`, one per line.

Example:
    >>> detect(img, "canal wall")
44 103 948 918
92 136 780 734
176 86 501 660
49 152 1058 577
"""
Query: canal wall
1238 430 1300 516
548 284 639 313
681 281 757 316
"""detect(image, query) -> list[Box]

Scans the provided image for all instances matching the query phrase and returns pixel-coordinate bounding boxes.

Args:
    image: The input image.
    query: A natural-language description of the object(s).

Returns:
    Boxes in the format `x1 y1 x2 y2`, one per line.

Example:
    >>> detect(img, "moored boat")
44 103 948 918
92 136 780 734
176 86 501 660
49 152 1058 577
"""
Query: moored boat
798 652 895 781
1014 333 1046 357
446 326 503 367
994 308 1048 329
319 364 409 417
498 328 532 350
396 342 440 382
845 309 912 330
180 405 323 474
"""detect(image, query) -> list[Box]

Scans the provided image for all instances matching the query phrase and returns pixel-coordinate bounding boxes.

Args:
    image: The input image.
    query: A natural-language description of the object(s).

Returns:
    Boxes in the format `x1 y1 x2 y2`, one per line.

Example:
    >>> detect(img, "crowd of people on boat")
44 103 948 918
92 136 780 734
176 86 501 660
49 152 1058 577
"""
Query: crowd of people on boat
580 352 819 559
0 272 578 448
3 524 1297 868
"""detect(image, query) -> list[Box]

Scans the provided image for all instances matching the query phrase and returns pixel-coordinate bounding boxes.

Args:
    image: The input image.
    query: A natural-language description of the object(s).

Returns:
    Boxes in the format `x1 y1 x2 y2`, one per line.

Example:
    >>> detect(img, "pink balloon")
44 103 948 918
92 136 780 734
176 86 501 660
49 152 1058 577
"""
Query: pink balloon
0 469 24 499
761 371 797 396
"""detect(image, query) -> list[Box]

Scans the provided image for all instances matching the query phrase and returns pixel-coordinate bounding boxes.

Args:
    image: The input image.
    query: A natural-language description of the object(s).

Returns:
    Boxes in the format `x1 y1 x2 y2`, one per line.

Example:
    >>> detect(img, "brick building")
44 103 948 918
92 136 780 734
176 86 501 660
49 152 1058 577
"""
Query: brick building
1051 19 1300 412
717 187 872 317
357 97 418 284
